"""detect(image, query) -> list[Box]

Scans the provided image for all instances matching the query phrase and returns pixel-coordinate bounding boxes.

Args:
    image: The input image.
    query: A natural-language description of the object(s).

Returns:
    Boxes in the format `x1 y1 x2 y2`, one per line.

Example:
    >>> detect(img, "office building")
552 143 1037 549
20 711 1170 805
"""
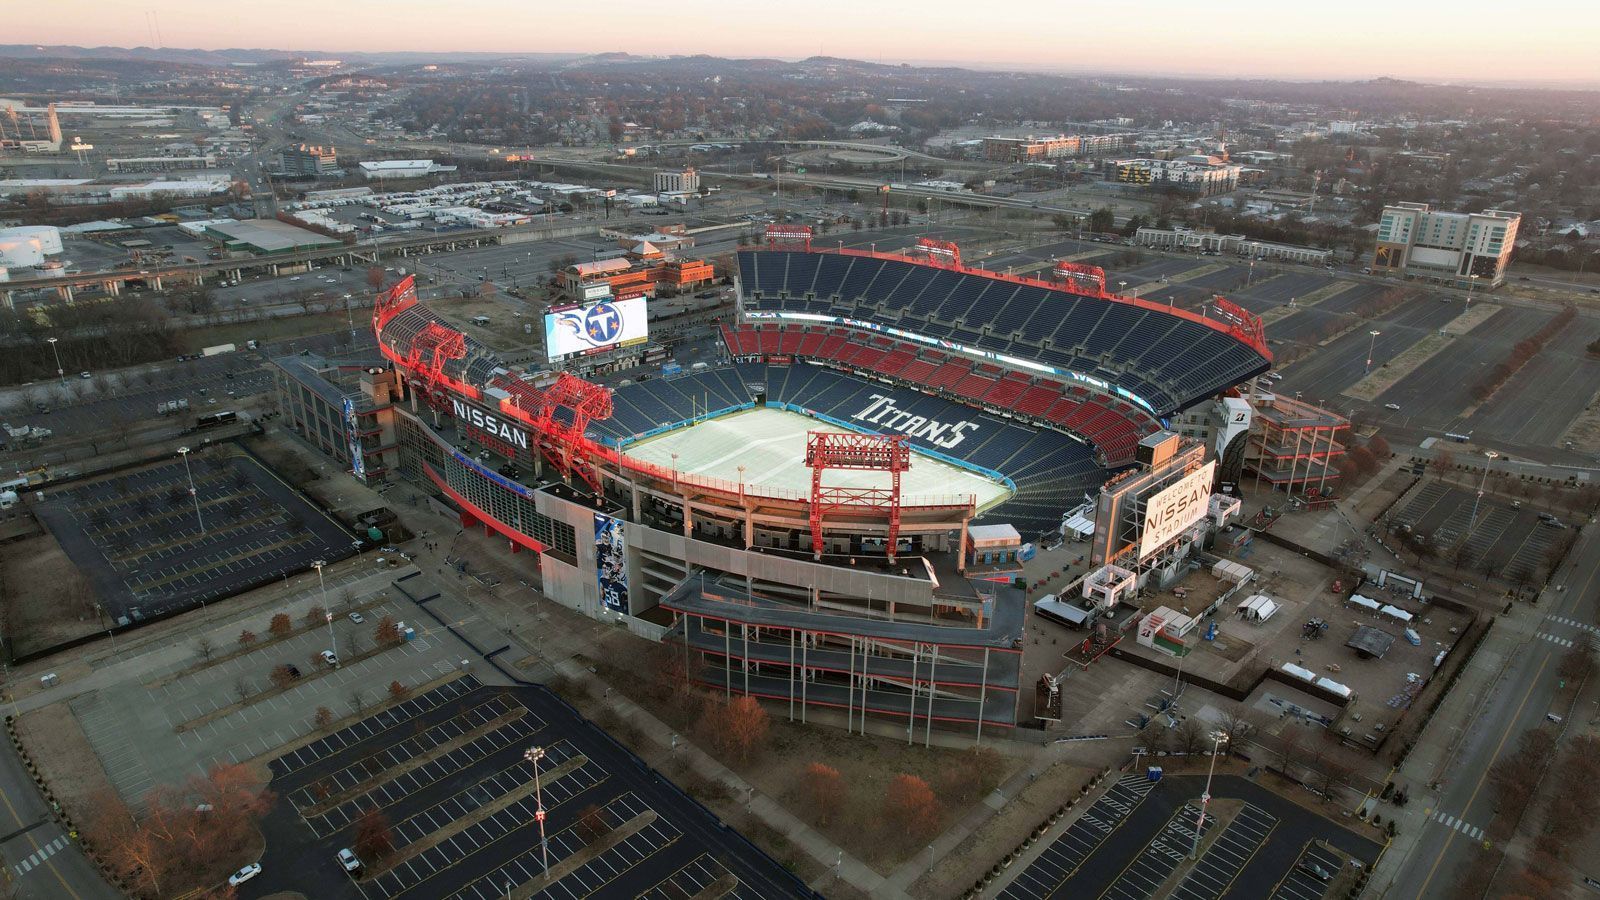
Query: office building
278 144 343 177
1371 203 1520 288
1106 156 1241 196
653 167 699 193
982 133 1130 163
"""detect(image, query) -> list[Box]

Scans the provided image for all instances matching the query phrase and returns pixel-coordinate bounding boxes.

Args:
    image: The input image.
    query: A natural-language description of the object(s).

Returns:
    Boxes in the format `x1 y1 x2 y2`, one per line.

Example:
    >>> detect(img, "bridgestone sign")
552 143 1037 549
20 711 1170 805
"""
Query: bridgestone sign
1137 461 1215 560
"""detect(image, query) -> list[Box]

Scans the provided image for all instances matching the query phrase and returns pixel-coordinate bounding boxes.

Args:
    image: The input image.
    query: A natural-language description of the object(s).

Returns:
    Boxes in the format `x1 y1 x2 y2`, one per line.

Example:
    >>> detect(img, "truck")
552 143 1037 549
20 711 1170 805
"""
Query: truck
201 343 236 357
157 398 190 416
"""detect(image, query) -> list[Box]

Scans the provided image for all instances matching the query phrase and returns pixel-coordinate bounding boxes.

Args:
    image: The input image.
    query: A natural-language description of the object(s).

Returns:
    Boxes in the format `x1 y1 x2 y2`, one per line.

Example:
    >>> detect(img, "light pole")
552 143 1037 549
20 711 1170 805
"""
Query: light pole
1365 330 1381 374
46 337 64 385
524 746 549 875
1466 272 1479 309
177 447 204 531
1469 450 1499 531
1190 730 1228 859
1118 280 1128 298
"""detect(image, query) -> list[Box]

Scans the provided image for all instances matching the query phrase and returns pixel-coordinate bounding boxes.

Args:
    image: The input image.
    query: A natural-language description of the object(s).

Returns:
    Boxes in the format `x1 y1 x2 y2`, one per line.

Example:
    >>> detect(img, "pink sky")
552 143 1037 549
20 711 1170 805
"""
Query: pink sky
11 0 1599 84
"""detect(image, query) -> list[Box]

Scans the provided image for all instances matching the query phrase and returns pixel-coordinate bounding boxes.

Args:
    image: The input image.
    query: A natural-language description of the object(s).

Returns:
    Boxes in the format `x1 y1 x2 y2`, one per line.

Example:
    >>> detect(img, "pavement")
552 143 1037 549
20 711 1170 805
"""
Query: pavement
1372 517 1600 898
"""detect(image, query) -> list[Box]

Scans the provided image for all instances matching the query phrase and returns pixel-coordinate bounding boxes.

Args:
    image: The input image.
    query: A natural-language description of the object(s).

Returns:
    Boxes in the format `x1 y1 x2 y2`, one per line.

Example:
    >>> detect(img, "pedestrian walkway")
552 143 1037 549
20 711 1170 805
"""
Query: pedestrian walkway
1425 809 1486 841
11 834 68 877
1545 614 1598 635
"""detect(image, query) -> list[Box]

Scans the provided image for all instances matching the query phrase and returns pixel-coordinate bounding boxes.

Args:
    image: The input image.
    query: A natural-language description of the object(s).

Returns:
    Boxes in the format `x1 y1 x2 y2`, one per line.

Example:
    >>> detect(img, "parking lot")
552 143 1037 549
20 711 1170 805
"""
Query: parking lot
247 680 808 900
70 571 458 806
1388 480 1561 580
32 449 356 621
1272 842 1348 900
997 774 1378 900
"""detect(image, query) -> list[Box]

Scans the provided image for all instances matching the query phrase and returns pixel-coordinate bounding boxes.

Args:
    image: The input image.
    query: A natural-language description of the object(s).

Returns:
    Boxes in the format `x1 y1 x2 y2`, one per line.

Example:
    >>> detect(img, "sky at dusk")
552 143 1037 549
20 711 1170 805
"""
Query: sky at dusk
9 0 1599 84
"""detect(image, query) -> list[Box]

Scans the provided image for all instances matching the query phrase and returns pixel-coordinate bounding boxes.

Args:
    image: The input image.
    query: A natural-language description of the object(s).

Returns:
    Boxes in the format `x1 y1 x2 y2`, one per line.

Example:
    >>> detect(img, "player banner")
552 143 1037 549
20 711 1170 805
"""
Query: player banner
594 513 630 613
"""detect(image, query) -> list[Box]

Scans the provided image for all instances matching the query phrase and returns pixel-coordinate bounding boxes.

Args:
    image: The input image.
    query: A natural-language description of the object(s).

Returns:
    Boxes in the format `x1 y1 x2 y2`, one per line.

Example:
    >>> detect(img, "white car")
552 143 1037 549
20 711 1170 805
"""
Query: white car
289 276 300 281
321 649 339 667
228 863 262 886
348 611 365 625
1384 403 1401 411
338 848 362 873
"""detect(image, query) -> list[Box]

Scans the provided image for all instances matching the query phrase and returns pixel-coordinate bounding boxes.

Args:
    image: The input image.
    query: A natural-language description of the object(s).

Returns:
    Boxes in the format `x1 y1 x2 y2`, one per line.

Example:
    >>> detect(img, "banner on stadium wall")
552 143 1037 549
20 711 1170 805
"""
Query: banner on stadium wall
594 513 630 613
1137 461 1215 560
342 397 366 480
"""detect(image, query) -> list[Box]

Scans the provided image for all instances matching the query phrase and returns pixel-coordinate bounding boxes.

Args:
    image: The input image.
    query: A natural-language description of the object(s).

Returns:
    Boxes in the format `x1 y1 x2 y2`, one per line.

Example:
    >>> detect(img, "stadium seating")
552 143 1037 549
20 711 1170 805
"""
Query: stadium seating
593 361 1104 539
738 249 1270 414
721 322 1158 466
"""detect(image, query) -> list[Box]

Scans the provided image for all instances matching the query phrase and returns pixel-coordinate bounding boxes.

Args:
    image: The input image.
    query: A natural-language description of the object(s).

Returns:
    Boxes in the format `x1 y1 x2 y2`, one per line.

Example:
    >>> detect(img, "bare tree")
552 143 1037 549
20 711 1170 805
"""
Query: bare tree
194 637 215 662
233 676 252 703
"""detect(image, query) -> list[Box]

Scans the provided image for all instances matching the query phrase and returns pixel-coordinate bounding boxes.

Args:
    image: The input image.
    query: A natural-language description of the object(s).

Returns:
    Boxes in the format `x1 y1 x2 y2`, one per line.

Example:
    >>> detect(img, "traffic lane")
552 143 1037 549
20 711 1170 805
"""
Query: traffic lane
1402 529 1600 900
0 737 121 900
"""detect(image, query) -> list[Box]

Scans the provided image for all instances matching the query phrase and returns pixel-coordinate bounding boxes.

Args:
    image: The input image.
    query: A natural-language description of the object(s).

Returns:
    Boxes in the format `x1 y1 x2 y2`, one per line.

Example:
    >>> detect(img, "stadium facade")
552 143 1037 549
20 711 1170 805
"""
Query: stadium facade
273 231 1270 739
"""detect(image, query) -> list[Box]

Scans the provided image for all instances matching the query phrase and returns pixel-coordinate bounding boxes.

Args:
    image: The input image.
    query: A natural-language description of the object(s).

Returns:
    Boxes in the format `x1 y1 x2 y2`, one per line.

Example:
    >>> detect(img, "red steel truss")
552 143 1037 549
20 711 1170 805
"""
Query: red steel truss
372 274 418 332
1051 260 1109 298
1207 296 1267 355
805 431 911 561
916 237 962 268
537 373 615 492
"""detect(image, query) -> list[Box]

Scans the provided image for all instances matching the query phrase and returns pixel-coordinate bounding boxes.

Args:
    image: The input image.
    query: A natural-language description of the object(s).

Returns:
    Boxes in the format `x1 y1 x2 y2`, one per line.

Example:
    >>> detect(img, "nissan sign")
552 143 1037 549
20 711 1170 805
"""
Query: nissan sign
450 398 530 450
1137 461 1215 560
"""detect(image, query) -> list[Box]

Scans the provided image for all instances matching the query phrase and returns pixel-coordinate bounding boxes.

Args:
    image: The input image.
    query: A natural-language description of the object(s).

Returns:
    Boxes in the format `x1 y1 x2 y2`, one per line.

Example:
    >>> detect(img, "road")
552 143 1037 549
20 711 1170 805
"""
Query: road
1385 520 1600 899
0 737 120 899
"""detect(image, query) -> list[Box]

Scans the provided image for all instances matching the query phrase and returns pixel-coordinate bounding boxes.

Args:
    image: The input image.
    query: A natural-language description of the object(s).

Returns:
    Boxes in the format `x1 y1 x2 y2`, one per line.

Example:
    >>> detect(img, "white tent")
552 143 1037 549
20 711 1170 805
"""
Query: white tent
1348 594 1382 612
1281 662 1316 682
1380 604 1414 624
1315 677 1353 699
1237 594 1280 622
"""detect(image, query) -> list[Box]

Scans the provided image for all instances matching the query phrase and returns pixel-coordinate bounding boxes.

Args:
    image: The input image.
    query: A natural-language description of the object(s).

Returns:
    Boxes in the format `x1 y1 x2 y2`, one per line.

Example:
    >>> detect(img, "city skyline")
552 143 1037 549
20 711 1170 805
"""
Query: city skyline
8 0 1600 85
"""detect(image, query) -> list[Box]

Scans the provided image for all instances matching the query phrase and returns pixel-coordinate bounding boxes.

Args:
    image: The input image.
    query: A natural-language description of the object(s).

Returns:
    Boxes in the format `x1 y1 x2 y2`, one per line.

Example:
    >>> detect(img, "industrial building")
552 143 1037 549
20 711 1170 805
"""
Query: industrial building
1371 202 1520 288
358 159 456 180
558 253 715 299
1106 156 1242 196
271 354 403 482
105 155 218 173
202 219 343 254
278 144 343 177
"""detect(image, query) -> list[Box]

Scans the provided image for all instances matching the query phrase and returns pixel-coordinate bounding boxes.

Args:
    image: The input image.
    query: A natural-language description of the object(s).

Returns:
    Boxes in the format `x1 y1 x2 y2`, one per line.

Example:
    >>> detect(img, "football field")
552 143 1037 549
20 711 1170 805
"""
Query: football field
624 407 1012 509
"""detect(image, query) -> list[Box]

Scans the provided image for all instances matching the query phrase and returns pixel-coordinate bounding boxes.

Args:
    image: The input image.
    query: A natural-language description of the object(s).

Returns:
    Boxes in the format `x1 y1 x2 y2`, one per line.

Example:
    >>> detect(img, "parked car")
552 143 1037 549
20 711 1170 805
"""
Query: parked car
337 848 361 874
348 611 365 625
1384 403 1401 411
321 649 339 667
229 863 262 886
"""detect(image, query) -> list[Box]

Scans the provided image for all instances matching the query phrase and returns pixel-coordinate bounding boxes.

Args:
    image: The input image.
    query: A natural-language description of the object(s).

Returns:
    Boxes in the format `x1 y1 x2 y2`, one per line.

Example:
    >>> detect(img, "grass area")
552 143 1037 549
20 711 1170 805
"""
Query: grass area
577 630 1029 875
177 310 355 354
12 703 120 831
0 530 104 658
1343 302 1501 402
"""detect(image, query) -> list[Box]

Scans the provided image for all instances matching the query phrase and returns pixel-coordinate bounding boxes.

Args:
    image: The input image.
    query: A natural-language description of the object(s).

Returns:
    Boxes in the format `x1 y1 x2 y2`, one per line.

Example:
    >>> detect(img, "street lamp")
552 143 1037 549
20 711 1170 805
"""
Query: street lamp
312 559 336 659
1466 272 1480 309
1190 730 1229 859
45 337 64 385
176 447 204 531
1469 450 1500 531
1118 280 1128 298
524 747 550 875
1365 330 1381 374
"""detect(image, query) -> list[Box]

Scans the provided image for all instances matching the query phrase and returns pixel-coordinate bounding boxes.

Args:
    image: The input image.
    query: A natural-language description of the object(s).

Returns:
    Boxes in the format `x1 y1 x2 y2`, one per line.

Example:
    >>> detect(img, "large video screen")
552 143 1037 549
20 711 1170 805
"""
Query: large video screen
544 296 648 361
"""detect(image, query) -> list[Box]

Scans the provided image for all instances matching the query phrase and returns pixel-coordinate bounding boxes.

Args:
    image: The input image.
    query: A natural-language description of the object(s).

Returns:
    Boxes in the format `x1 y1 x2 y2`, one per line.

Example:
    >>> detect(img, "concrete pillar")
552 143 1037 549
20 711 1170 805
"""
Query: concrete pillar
1 289 13 310
58 284 74 302
151 276 162 290
270 264 279 276
104 280 120 296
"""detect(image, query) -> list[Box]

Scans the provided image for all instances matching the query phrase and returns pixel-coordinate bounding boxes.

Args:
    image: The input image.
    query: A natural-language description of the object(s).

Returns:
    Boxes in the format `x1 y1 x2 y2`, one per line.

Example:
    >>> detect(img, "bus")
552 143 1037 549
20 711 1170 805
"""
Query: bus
195 411 239 429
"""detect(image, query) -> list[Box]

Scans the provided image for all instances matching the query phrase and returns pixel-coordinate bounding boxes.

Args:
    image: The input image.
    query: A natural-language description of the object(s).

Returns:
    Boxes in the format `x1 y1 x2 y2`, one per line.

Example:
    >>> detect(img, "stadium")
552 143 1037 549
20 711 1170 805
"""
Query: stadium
298 226 1270 737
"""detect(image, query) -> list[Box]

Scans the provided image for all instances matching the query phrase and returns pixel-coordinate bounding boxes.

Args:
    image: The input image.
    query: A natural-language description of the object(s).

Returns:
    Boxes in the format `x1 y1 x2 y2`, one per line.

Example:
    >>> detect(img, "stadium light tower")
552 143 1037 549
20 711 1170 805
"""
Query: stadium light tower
45 337 64 385
176 446 204 531
524 746 550 875
1118 280 1127 298
1470 450 1500 530
1365 330 1381 374
1190 731 1229 858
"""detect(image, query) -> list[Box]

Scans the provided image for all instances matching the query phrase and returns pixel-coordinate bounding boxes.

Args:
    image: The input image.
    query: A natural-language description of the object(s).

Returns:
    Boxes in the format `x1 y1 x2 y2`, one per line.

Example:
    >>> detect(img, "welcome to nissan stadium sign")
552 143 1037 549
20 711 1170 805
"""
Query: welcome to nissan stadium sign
1137 461 1215 560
